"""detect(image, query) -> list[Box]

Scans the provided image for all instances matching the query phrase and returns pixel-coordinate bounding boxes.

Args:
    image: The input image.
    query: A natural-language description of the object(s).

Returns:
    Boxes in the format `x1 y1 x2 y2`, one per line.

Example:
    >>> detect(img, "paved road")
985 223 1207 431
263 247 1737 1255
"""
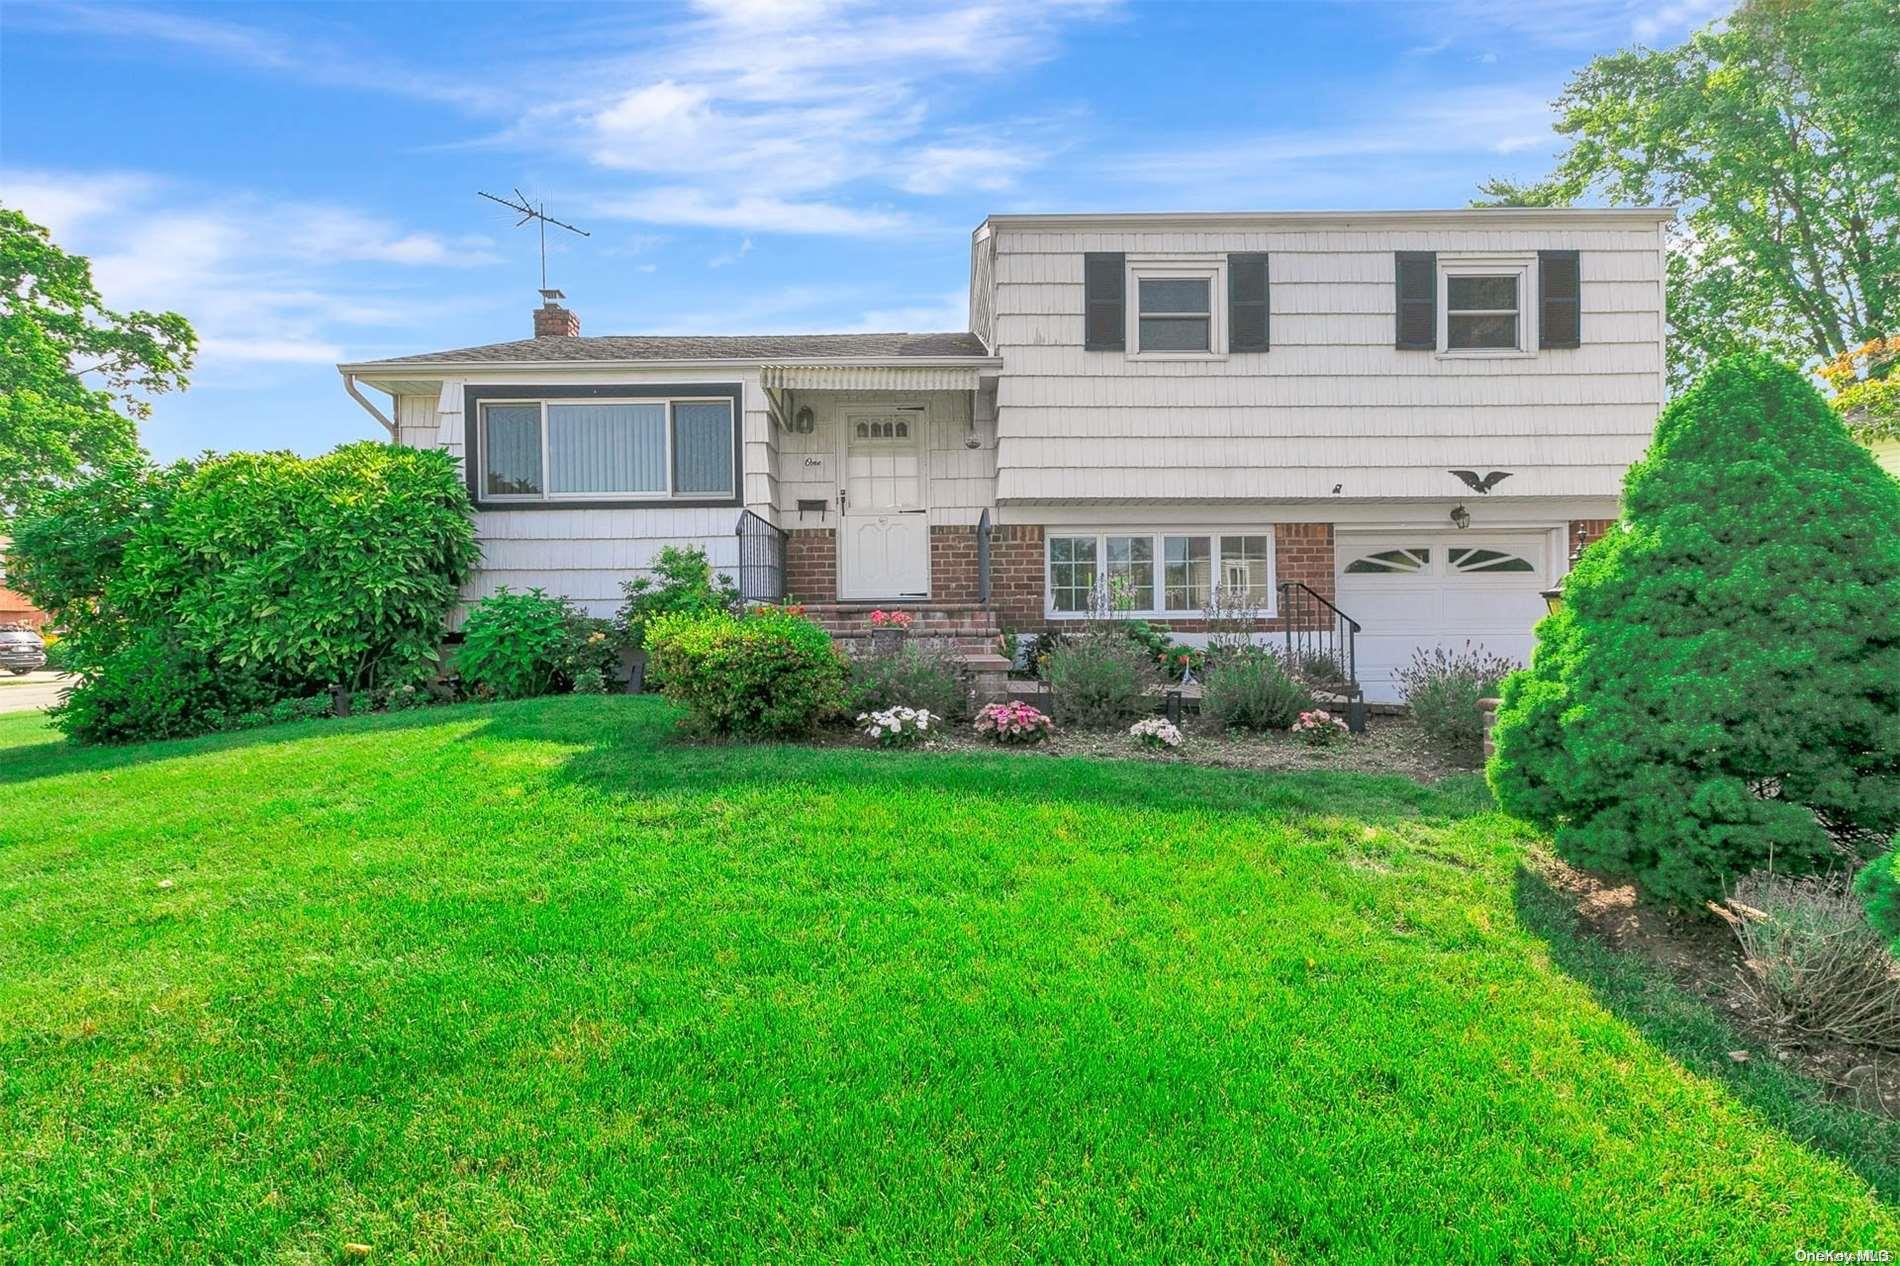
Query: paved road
0 671 74 714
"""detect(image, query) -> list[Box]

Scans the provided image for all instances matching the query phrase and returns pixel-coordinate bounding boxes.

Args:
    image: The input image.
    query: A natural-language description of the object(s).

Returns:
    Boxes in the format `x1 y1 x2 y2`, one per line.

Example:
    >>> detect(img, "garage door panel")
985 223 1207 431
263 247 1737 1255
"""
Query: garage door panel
1338 533 1550 704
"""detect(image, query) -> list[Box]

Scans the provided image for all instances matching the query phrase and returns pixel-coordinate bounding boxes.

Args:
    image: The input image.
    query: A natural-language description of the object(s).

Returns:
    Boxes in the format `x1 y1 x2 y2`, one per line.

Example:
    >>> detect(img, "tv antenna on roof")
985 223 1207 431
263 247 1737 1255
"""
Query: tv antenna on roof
478 188 590 291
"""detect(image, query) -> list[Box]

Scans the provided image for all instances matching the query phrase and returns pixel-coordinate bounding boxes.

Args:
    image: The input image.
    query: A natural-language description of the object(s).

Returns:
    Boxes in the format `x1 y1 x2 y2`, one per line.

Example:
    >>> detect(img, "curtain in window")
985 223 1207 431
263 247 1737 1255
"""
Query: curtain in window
673 401 734 495
483 404 542 496
547 403 666 494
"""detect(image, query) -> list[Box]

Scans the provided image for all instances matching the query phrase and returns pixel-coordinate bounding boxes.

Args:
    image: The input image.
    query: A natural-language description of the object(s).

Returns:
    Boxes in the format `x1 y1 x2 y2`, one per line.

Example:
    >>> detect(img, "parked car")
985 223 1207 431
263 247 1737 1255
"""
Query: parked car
0 625 47 675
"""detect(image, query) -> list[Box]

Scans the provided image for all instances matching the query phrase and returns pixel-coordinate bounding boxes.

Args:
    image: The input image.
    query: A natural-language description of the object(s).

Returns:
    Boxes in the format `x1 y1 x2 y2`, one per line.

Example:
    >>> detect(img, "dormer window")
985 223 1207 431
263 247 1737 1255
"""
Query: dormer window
1137 276 1212 352
1446 274 1522 350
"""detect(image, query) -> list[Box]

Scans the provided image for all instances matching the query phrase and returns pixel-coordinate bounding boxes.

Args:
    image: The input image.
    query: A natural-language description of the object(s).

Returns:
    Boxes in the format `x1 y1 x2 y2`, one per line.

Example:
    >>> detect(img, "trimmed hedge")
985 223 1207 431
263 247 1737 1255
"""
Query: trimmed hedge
644 606 847 737
1488 354 1900 905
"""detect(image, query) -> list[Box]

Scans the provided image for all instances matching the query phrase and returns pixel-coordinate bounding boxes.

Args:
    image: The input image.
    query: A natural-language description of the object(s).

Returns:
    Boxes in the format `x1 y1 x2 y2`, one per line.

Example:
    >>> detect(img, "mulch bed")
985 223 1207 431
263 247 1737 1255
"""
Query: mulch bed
814 713 1474 782
1533 852 1900 1119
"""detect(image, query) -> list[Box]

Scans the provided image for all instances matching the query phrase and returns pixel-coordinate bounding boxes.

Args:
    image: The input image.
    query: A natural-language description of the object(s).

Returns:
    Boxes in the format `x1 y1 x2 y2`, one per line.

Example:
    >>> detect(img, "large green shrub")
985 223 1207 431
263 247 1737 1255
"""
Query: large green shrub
1489 354 1900 905
644 607 847 737
1856 851 1900 950
1201 648 1311 732
6 442 476 743
616 545 739 648
1045 628 1154 729
457 588 576 701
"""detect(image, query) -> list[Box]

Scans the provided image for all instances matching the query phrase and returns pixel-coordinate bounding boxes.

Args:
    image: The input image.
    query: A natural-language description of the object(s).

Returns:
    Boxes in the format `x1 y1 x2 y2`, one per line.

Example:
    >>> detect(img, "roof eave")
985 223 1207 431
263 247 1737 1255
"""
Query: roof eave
981 207 1677 231
338 353 1006 376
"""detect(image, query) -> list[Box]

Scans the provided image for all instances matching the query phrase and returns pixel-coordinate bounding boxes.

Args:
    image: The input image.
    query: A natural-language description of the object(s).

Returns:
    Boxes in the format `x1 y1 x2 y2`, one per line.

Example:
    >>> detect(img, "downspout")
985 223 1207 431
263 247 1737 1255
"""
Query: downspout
340 371 397 438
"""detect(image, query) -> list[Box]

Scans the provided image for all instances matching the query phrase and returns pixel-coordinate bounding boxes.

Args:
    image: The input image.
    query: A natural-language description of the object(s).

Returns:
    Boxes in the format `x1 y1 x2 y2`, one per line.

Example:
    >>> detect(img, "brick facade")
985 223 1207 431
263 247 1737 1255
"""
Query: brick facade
784 528 837 603
987 524 1048 631
929 525 982 604
0 584 48 631
1569 518 1615 558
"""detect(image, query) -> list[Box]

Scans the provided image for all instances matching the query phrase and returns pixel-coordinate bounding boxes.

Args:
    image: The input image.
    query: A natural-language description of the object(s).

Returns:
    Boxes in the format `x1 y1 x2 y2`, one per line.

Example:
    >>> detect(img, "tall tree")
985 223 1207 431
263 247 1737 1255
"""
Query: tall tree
0 207 195 517
1476 0 1900 390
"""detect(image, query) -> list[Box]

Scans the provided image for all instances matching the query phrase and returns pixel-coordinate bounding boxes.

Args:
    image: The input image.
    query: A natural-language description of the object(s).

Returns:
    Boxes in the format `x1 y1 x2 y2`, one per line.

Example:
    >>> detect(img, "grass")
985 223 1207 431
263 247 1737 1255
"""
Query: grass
1 696 1894 1263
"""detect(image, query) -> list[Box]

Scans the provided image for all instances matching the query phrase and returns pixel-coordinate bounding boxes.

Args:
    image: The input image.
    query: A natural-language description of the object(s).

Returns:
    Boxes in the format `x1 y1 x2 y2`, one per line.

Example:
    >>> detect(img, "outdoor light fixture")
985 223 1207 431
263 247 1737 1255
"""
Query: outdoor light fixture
792 405 817 434
1542 532 1594 615
1449 504 1471 530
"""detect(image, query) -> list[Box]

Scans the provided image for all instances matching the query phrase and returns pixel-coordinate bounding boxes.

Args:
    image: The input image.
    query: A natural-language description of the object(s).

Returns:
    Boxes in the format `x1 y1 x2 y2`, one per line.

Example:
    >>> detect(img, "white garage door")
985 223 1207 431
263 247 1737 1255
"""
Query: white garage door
1335 534 1552 704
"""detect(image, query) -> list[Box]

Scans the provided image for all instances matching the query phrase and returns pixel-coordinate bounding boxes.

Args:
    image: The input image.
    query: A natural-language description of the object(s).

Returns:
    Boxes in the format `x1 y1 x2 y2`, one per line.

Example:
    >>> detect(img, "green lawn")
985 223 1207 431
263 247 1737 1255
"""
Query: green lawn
2 698 1894 1262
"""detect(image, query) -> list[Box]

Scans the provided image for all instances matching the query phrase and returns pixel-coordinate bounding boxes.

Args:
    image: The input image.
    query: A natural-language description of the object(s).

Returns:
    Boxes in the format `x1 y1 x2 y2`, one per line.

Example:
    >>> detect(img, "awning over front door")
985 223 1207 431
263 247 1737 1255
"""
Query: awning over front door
759 364 981 392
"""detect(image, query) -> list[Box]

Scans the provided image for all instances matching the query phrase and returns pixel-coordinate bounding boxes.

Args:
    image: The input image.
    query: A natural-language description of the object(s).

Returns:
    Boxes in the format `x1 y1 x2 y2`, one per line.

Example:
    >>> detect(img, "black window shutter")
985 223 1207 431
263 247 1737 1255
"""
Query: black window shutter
1395 251 1436 350
1228 252 1269 352
1083 252 1125 351
1538 249 1581 349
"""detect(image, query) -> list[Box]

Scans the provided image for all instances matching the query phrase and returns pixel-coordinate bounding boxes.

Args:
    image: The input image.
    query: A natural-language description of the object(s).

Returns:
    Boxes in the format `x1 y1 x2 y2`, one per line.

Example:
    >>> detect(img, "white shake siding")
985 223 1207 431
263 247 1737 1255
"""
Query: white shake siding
390 366 776 621
776 390 993 527
989 222 1668 504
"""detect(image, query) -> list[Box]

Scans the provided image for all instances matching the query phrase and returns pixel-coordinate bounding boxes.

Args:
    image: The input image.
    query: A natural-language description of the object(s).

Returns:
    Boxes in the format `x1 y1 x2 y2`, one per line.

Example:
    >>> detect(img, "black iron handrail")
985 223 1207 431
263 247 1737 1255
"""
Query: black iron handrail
1278 580 1365 731
735 509 786 604
976 508 993 605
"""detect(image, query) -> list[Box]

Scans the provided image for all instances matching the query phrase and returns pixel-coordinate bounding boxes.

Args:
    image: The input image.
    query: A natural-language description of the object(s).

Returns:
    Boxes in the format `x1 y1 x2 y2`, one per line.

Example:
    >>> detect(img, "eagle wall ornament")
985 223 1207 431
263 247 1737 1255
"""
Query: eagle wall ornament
1449 469 1513 494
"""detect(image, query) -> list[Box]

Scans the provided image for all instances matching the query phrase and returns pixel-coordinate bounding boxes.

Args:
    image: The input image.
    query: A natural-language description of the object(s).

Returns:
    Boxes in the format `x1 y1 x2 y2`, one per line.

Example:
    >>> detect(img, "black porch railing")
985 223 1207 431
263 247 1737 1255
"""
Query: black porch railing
976 508 993 605
735 509 786 604
1278 580 1366 732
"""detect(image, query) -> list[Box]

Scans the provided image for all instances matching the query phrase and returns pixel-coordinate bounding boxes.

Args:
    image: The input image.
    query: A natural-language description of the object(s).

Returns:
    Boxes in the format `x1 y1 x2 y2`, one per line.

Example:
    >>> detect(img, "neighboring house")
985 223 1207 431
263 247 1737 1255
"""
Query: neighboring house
338 207 1672 702
1868 437 1900 479
0 540 51 631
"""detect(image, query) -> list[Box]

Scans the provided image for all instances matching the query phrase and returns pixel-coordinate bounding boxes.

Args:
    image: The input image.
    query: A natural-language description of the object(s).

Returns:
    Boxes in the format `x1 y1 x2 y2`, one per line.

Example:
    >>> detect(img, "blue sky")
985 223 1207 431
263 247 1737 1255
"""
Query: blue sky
3 0 1725 460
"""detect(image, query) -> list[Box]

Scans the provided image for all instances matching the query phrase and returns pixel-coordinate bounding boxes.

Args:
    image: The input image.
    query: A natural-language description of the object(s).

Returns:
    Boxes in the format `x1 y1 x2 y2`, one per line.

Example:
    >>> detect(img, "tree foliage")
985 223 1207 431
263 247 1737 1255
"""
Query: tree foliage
1488 354 1900 905
0 207 195 517
1819 336 1900 442
6 443 477 743
1475 0 1899 390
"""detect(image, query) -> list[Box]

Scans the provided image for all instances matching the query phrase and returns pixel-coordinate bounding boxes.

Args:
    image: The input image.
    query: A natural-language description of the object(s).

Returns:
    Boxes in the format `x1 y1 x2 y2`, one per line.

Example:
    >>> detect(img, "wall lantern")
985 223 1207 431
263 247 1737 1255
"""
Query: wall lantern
791 405 817 434
1449 504 1471 530
1542 530 1595 615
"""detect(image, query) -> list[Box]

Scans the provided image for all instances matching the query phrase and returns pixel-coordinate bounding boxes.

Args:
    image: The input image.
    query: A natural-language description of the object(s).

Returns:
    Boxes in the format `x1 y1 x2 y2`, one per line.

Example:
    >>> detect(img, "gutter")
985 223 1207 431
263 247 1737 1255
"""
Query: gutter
339 370 397 437
336 353 1005 376
982 207 1677 231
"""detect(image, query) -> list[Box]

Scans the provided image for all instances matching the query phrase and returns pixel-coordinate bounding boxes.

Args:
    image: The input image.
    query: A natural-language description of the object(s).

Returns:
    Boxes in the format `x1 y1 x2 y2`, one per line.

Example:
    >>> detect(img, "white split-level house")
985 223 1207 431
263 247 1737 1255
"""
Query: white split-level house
337 207 1673 703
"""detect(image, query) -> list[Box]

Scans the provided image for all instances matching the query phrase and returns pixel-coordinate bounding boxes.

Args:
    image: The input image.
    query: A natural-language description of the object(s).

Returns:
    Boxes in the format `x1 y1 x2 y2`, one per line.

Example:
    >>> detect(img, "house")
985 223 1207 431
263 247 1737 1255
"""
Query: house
0 540 51 631
337 207 1672 704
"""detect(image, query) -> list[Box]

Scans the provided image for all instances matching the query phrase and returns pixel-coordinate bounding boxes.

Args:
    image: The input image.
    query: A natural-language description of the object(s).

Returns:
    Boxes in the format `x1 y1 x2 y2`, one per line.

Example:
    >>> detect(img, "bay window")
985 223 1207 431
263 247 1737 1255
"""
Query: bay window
1046 531 1276 617
475 390 738 505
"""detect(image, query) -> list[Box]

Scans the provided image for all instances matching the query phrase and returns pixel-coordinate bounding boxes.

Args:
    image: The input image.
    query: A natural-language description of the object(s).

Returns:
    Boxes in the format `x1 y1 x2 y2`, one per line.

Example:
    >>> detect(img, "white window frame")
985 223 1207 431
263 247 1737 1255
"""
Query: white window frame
1044 529 1276 619
1437 254 1535 358
1126 257 1227 360
477 395 737 504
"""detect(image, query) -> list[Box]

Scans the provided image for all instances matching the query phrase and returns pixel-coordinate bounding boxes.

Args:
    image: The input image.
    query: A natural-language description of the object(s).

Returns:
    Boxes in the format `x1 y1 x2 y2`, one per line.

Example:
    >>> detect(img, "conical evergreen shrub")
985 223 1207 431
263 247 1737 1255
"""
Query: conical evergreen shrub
1489 353 1900 904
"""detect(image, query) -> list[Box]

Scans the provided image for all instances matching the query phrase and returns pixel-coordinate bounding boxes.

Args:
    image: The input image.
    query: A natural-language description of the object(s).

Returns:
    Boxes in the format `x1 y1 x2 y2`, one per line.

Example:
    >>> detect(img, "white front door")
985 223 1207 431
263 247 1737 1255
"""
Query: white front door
838 408 930 600
1335 532 1554 704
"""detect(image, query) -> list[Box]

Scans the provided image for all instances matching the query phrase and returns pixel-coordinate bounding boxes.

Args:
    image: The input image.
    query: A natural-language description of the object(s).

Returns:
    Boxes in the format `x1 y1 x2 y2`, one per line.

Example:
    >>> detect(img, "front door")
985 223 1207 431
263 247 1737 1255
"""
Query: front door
838 407 930 599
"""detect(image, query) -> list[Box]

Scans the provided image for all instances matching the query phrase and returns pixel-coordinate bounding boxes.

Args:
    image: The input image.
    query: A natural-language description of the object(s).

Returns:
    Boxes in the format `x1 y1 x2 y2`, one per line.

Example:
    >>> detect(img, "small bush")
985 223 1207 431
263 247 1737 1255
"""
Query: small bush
1729 872 1900 1052
849 642 972 720
1856 851 1900 950
644 607 847 738
1399 642 1517 762
458 589 575 700
571 667 609 696
1045 630 1154 729
973 701 1053 744
1201 649 1311 732
617 546 739 648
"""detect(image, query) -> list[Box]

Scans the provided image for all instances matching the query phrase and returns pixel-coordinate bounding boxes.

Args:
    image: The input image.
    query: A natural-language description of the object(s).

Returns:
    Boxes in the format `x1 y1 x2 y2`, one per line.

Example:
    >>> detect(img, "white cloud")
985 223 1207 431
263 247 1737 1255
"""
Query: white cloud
901 143 1037 196
592 187 909 235
846 288 970 333
707 237 754 268
1109 85 1559 194
4 168 501 372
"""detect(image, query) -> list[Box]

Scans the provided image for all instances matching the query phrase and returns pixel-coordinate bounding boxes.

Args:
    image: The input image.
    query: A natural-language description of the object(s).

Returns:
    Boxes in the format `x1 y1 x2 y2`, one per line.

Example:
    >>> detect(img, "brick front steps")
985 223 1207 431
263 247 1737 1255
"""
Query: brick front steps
804 603 1013 705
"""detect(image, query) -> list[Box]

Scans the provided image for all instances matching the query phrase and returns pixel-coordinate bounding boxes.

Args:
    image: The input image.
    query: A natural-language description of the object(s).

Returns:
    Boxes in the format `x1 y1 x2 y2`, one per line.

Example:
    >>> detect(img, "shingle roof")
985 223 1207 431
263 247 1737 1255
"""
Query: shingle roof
362 331 989 367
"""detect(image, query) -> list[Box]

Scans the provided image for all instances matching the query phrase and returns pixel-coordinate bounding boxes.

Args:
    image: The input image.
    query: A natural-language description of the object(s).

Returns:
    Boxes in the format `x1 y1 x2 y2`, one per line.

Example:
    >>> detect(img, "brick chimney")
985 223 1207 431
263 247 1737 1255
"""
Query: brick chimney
534 288 580 338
